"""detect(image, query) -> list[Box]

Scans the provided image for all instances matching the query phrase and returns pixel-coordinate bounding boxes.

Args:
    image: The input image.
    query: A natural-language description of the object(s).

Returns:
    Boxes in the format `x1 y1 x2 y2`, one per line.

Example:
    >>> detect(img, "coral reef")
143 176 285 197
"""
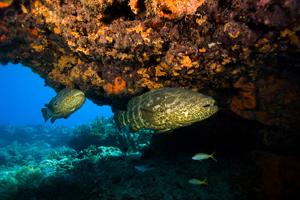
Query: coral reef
68 116 151 153
0 117 152 154
1 140 299 200
0 0 299 132
147 0 206 20
0 124 72 146
0 115 299 200
103 76 127 95
0 8 300 200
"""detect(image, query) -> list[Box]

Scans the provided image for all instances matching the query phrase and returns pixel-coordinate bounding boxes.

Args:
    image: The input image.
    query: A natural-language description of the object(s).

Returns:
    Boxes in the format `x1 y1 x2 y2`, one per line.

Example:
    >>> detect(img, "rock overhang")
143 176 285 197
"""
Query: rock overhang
0 0 299 131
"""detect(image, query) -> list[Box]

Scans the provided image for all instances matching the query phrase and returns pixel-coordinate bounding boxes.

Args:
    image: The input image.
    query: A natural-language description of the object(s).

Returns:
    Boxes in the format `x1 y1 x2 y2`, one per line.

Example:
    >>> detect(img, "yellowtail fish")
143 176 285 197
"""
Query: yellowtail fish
114 87 218 133
134 164 154 173
41 88 85 123
188 178 208 186
192 152 217 162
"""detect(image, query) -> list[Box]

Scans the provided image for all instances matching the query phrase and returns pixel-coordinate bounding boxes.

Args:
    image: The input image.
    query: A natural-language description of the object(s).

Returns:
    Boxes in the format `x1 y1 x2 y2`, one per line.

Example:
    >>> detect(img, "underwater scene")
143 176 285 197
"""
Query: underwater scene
0 0 300 200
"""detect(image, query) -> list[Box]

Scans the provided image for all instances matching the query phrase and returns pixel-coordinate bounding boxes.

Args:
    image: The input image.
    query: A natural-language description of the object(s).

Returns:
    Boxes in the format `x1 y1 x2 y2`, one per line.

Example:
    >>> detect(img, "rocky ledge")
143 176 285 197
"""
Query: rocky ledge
0 0 300 132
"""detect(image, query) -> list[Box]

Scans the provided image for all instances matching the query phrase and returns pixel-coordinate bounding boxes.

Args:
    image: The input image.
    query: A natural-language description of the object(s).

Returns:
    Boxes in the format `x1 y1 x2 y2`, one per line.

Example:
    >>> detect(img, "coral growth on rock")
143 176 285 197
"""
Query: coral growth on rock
0 0 13 8
148 0 206 20
231 75 300 129
0 0 300 133
103 76 127 95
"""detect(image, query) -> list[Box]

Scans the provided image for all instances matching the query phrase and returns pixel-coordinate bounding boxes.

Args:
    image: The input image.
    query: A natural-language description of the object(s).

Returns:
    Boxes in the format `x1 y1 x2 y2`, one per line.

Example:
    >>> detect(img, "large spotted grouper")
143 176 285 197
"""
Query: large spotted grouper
114 87 218 133
41 88 86 123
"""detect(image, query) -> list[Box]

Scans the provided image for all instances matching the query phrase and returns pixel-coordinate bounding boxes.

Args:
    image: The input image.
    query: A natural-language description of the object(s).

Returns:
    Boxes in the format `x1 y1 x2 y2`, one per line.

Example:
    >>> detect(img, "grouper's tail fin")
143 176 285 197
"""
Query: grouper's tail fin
41 107 52 122
113 111 127 130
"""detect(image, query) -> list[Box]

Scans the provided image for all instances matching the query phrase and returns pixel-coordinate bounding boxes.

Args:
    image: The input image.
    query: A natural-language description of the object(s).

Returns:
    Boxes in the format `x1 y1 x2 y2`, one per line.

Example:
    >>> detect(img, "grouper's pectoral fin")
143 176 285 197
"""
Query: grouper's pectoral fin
129 125 140 133
140 107 154 113
64 113 71 119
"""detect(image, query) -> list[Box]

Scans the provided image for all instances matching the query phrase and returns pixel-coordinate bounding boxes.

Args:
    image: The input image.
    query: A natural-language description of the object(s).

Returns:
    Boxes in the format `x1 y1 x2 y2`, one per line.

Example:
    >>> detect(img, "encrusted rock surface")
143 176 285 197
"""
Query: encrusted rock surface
0 0 300 130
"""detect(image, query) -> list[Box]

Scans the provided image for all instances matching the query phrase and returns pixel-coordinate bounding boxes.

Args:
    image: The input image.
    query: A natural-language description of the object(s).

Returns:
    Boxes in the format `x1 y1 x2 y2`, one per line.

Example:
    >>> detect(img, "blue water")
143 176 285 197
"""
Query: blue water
0 63 113 126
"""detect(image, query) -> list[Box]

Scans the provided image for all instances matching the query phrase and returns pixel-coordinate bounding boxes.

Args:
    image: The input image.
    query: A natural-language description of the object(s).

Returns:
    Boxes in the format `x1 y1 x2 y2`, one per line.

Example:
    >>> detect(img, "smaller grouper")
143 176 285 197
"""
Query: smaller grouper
114 87 218 133
41 88 86 123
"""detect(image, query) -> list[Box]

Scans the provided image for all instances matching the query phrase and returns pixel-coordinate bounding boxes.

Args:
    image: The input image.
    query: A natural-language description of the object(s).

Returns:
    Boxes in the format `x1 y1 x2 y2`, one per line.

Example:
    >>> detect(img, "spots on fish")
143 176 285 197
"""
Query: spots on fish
41 88 85 123
114 87 218 133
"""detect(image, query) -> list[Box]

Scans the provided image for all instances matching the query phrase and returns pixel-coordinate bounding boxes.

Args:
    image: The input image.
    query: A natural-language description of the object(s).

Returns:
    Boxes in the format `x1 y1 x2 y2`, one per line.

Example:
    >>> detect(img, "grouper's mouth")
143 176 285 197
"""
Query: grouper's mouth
211 105 218 114
207 101 218 115
205 99 218 113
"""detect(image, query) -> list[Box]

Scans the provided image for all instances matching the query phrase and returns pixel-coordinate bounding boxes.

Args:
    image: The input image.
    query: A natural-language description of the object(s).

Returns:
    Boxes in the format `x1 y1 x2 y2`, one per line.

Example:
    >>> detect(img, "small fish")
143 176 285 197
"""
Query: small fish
188 178 208 186
114 87 218 133
192 152 217 162
41 88 85 123
134 164 154 173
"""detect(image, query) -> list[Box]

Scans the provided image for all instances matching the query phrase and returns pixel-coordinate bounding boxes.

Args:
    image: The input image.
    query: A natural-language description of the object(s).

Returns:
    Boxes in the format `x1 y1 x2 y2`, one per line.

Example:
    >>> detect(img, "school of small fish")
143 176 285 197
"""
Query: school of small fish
189 152 217 186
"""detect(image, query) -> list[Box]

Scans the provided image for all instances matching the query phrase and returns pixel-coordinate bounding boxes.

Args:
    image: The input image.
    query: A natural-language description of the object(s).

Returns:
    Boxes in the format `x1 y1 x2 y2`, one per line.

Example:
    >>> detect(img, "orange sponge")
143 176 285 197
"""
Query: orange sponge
0 0 13 8
103 76 127 95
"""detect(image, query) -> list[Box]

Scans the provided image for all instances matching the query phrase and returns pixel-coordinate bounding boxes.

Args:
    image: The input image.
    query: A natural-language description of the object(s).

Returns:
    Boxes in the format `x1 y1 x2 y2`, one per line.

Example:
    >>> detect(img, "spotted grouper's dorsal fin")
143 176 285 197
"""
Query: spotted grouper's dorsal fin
140 107 154 113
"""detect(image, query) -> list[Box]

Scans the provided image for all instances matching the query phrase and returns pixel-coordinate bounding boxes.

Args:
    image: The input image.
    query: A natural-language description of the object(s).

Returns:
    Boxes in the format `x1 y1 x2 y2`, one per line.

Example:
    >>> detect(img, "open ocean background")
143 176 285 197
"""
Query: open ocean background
0 63 113 126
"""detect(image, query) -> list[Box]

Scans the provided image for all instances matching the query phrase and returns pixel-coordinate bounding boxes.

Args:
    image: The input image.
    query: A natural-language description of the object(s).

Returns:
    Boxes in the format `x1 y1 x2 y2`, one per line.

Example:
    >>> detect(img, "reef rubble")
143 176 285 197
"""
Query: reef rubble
0 0 300 131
